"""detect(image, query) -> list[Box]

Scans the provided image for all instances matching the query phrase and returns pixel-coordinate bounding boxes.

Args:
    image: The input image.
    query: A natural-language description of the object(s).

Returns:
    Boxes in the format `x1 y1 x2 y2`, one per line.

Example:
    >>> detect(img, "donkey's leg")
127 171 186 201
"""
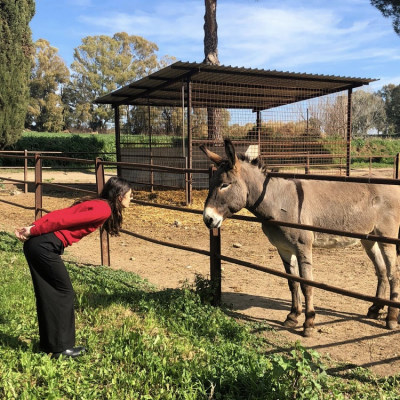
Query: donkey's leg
297 244 315 337
379 243 399 330
361 240 388 319
278 249 302 328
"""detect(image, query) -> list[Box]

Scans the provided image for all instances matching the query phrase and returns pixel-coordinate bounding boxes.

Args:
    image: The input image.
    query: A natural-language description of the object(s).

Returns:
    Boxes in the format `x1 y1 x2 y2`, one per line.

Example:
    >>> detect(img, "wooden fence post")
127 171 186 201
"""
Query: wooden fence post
395 153 400 179
209 165 221 306
24 149 28 193
34 153 42 220
95 158 110 266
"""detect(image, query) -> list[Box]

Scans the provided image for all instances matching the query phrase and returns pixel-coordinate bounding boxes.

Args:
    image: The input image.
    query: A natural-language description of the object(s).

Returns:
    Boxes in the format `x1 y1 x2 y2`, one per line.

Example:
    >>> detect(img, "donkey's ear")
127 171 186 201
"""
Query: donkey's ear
224 139 238 168
199 144 223 165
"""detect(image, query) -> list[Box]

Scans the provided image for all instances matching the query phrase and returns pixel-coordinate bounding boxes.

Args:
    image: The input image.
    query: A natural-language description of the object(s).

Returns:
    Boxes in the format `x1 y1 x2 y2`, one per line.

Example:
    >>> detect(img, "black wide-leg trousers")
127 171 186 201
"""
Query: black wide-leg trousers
23 233 75 353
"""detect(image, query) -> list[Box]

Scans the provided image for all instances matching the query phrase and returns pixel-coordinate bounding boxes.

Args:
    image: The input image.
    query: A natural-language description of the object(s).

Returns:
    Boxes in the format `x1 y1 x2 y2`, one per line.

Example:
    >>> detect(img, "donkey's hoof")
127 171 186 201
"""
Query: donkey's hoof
283 319 298 328
386 320 398 330
303 327 315 337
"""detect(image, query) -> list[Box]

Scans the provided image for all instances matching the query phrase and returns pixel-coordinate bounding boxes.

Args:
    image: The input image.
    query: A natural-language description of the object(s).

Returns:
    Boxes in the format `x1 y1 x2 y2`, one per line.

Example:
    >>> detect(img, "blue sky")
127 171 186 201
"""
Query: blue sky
31 0 400 91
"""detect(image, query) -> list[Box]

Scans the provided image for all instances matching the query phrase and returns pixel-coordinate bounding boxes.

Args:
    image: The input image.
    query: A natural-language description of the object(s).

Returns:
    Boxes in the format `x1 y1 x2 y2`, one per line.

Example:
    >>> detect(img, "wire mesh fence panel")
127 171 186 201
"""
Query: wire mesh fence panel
104 62 382 191
190 82 351 187
120 106 187 189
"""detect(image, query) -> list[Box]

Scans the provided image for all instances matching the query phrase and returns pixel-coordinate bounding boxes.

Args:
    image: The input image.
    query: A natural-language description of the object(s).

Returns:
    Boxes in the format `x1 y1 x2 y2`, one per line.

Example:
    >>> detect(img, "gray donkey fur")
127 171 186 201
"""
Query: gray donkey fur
201 139 400 337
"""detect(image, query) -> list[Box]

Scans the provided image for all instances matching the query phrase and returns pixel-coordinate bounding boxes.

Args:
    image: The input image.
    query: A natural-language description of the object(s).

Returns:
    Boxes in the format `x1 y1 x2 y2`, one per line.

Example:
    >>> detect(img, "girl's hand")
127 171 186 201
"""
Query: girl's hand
15 226 33 242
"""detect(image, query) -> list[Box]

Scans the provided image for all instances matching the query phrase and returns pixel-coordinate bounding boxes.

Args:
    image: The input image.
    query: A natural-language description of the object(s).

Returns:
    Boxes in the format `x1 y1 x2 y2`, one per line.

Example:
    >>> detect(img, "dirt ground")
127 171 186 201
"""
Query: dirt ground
1 168 400 377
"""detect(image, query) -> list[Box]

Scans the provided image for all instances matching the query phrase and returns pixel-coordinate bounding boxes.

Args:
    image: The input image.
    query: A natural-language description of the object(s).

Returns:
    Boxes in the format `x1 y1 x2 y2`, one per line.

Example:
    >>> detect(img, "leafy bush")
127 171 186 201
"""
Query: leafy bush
351 137 400 166
2 131 117 167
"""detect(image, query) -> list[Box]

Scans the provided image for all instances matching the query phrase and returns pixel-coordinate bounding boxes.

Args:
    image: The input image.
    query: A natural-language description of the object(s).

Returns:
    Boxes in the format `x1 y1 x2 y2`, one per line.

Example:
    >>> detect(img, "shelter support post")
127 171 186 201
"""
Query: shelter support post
34 153 42 220
96 158 110 266
346 88 352 177
396 153 400 179
256 110 261 158
305 152 310 175
148 104 154 192
186 79 192 204
209 166 221 305
114 106 122 177
185 157 190 205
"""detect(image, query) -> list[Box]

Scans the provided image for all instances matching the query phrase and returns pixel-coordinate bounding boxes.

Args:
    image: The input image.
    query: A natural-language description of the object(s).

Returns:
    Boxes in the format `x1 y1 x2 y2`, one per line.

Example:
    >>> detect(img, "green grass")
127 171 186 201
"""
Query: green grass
1 231 399 399
351 137 400 168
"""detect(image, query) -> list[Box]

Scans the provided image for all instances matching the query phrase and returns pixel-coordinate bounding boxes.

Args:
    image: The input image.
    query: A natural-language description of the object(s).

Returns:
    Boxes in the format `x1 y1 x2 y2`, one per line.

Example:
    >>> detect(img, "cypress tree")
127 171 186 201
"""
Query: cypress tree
0 0 35 149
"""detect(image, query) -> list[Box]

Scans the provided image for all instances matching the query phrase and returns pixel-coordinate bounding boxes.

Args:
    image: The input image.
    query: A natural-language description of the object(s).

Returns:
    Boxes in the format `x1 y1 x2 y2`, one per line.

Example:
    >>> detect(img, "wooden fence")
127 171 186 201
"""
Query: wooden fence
1 152 400 315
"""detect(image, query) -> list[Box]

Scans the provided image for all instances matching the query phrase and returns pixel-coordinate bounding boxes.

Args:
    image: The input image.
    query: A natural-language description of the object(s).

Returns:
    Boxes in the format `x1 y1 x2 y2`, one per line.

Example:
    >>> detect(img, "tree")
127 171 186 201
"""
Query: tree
0 0 35 148
204 0 223 142
378 84 400 134
26 39 70 131
204 0 219 65
351 90 386 136
318 95 348 137
68 32 160 131
371 0 400 35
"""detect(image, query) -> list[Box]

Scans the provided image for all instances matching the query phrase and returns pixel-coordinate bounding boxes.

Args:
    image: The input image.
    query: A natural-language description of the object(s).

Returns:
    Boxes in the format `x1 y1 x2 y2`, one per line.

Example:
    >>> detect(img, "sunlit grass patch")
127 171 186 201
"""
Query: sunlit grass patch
0 231 399 399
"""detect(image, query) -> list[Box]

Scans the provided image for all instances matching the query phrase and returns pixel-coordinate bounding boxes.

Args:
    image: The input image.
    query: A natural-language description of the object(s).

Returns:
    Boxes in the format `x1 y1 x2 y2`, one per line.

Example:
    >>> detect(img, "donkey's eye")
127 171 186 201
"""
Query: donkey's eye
220 183 230 190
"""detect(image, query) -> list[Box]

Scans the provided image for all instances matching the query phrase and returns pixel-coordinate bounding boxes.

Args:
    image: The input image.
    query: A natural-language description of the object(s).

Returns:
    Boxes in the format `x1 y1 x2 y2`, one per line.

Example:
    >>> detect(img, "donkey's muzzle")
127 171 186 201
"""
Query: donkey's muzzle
203 207 223 229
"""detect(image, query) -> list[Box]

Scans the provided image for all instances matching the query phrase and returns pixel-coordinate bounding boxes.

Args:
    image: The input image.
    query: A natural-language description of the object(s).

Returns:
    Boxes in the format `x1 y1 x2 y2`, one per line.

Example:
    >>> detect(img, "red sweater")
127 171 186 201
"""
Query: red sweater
30 199 112 247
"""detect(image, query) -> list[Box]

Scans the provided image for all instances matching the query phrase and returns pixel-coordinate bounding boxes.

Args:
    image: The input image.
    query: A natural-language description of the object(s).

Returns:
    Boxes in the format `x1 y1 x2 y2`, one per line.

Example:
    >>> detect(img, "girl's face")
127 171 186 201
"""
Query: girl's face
120 189 132 208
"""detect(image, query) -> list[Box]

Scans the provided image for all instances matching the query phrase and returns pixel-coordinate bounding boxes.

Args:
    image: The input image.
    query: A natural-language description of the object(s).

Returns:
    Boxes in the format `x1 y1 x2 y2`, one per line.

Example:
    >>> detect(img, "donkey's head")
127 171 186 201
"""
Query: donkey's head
200 139 248 229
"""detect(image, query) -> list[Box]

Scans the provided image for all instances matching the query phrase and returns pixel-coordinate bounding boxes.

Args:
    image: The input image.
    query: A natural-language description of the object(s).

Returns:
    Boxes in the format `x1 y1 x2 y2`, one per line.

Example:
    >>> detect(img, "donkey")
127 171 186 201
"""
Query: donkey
200 139 400 337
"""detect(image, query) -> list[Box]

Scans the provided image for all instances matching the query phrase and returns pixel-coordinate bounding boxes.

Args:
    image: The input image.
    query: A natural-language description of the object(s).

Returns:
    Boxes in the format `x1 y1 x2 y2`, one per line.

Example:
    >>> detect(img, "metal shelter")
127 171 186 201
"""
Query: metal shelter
95 61 376 200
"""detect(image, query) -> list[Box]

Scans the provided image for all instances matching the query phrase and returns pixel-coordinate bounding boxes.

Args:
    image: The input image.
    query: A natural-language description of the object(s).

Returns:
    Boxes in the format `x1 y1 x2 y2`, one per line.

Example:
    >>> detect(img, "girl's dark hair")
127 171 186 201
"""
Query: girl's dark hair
99 176 131 236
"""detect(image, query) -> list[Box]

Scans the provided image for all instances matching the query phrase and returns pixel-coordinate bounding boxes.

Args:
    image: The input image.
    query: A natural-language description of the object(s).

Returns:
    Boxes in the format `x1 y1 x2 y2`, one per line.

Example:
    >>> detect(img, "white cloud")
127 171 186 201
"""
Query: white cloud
215 3 397 70
78 3 203 41
71 0 399 85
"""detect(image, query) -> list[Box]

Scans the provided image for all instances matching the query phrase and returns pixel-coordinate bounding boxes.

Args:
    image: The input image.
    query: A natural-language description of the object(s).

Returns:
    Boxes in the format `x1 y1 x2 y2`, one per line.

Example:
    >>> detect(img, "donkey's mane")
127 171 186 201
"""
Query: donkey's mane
236 153 269 175
218 152 269 175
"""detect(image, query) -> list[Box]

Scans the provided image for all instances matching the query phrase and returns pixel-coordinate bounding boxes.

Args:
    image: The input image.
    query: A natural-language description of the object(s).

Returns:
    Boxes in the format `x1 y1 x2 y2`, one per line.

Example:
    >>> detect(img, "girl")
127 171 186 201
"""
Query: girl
15 176 132 359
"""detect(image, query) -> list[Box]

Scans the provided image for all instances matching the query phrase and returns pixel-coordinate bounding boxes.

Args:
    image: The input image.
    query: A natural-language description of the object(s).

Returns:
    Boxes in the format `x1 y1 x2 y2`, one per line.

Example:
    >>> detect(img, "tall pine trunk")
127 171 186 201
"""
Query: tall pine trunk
204 0 222 143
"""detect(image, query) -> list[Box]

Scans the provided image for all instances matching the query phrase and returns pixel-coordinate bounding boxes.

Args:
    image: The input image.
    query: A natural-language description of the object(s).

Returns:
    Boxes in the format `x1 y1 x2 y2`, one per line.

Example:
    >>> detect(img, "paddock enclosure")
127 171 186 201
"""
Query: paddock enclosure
1 151 400 375
95 61 378 200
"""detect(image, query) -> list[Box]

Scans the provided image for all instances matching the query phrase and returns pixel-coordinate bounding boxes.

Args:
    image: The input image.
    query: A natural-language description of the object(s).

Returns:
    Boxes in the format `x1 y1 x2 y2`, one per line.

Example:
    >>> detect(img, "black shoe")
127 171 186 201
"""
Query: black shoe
51 346 86 359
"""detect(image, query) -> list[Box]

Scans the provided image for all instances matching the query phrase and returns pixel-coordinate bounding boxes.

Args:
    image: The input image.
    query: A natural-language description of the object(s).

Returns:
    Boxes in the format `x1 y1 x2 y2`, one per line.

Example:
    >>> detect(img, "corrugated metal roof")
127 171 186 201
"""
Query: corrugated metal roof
95 61 377 110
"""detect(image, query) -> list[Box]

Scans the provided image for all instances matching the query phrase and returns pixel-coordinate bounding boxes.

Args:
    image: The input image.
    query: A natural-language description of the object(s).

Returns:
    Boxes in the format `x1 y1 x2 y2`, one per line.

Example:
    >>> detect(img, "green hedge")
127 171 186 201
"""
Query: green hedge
351 137 400 166
1 132 184 167
3 132 400 168
3 132 117 167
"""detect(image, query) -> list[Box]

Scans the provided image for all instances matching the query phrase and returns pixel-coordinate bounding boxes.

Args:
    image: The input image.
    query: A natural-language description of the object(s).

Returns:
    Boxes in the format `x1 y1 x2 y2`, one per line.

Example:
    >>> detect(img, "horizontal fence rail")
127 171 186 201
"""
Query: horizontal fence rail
40 182 97 195
131 199 203 215
100 160 209 175
131 199 400 246
39 155 95 164
0 176 29 185
232 215 400 246
218 254 400 309
120 229 210 257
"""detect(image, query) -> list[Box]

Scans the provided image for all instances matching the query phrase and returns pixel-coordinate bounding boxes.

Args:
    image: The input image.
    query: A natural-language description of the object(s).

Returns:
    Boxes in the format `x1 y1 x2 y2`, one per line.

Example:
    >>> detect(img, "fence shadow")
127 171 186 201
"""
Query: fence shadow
222 291 390 333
